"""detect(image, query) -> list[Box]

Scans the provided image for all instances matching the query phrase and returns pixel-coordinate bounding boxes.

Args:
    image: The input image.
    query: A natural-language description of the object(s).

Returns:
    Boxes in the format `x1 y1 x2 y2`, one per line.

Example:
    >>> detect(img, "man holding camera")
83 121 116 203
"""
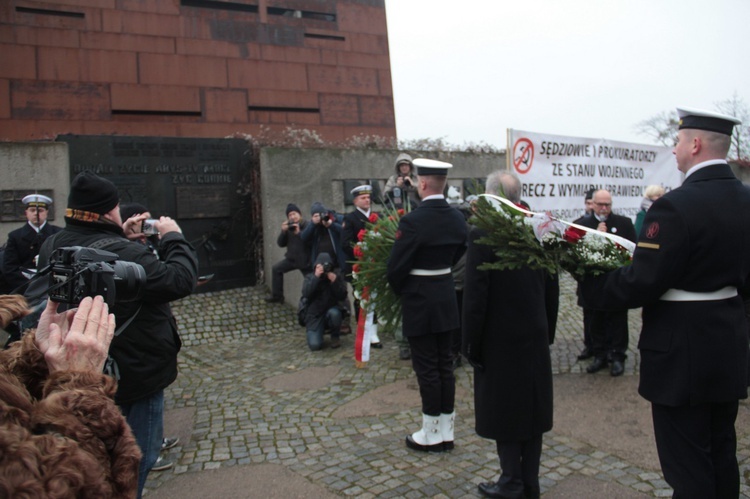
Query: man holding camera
384 153 419 210
301 252 348 351
36 171 199 498
264 203 311 303
300 201 345 271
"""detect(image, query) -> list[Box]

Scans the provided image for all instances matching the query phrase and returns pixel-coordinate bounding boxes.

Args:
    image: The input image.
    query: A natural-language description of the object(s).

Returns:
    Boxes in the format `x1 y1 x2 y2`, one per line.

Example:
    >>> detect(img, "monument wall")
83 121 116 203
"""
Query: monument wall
1 140 506 301
0 142 69 243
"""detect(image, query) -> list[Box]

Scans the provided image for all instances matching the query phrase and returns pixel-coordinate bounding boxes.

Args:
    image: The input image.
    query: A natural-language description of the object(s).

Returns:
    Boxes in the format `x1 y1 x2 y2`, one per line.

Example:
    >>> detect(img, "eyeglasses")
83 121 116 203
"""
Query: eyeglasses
594 202 611 207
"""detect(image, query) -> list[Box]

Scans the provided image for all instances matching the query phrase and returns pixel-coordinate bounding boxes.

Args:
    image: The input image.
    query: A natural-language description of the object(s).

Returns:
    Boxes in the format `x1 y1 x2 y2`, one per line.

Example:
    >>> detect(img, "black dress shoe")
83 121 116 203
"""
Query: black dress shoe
586 357 608 373
477 481 524 499
405 435 444 453
577 346 593 360
264 295 283 303
610 360 625 377
399 346 411 360
370 342 383 349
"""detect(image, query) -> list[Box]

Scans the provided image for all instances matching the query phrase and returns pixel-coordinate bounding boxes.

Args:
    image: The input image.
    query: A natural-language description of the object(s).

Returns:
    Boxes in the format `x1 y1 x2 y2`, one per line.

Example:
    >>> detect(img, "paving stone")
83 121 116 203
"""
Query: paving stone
142 275 750 498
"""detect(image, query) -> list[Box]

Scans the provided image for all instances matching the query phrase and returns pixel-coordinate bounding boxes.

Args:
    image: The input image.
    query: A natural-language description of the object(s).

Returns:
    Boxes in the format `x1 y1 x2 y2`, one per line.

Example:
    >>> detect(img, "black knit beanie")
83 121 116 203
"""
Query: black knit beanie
68 171 120 215
286 203 301 216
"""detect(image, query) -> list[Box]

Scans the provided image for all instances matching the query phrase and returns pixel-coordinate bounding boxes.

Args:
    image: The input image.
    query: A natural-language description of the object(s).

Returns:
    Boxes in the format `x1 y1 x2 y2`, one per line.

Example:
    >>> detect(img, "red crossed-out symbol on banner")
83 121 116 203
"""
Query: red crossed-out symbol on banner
513 138 534 174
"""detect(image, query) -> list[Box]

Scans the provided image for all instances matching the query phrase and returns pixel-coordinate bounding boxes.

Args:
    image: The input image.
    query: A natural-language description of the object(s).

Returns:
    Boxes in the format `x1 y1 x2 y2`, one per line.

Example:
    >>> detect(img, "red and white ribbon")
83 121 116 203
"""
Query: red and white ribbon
480 194 636 254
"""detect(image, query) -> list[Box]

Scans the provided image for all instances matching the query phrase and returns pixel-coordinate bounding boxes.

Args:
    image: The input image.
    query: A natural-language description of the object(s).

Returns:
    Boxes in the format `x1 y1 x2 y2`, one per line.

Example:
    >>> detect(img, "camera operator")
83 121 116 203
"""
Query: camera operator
384 153 419 210
300 201 345 271
301 252 347 351
264 203 311 303
36 171 198 498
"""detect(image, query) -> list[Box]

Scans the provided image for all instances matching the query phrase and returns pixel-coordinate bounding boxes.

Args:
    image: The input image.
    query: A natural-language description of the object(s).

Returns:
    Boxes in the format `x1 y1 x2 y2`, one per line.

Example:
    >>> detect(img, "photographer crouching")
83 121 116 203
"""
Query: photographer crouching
36 171 198 498
301 252 347 351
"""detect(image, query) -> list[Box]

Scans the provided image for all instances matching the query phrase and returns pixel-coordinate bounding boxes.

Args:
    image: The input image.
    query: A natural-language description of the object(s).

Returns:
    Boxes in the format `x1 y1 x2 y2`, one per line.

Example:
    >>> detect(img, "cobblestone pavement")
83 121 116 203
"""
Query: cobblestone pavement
144 274 750 497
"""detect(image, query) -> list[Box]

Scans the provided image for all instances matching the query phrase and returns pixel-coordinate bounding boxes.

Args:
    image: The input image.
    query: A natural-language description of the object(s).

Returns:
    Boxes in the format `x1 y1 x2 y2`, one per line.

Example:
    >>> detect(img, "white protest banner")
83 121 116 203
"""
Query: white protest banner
507 129 681 222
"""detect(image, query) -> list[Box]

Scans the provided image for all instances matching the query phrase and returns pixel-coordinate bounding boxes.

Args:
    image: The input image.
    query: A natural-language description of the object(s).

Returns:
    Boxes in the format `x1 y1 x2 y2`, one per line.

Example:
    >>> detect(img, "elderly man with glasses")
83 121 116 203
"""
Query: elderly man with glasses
576 189 637 376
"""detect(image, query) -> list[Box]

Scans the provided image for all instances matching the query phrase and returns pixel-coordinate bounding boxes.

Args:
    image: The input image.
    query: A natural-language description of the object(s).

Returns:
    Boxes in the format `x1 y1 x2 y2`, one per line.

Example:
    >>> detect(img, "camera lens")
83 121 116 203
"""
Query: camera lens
111 261 147 303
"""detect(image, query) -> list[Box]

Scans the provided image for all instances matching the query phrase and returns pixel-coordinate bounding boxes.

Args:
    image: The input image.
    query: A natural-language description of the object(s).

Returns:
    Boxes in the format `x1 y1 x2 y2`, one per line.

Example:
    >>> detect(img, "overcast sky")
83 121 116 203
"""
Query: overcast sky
384 0 750 149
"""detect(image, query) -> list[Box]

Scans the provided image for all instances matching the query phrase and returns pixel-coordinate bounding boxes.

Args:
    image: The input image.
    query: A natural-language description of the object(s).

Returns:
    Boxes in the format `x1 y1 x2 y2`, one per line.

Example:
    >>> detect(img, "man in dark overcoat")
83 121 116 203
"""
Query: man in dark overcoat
463 171 558 499
3 194 62 292
581 107 750 498
387 158 467 453
576 189 637 376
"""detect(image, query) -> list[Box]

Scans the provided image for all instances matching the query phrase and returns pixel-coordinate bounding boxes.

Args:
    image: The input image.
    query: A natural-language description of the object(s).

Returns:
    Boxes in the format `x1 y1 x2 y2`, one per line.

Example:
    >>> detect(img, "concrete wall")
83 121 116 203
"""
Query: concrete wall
260 147 505 305
0 142 69 242
1 143 504 306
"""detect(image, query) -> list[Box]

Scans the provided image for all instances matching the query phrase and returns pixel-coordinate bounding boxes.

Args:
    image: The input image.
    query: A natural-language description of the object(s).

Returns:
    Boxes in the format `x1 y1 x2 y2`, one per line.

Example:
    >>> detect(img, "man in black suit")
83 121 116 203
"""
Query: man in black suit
576 189 636 376
341 185 382 347
581 107 748 498
463 171 558 499
387 159 467 453
3 194 62 292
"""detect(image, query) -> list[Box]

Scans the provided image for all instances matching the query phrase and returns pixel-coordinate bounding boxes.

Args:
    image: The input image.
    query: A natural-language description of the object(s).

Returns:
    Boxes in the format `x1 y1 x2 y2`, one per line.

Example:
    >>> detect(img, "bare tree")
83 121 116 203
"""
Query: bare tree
634 110 679 147
635 95 750 164
714 93 750 163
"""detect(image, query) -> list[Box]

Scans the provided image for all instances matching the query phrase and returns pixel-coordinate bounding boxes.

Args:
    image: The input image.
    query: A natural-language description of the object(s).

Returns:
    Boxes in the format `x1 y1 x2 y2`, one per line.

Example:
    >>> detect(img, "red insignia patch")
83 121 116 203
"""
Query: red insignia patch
645 222 659 239
395 229 402 240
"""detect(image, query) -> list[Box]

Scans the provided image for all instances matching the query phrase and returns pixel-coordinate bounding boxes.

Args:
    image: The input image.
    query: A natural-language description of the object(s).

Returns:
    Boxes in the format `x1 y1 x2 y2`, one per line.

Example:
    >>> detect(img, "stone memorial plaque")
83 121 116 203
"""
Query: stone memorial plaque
58 135 257 292
175 186 231 219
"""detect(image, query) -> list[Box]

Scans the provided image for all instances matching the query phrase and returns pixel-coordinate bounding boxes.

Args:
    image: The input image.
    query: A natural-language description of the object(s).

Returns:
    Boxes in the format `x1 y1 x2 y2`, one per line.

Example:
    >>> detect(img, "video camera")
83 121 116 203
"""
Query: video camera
48 246 147 307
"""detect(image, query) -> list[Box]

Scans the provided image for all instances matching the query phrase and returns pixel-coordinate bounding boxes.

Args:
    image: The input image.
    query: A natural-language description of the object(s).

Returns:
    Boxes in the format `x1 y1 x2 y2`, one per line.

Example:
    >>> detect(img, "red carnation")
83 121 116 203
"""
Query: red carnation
353 245 364 258
357 229 367 242
352 263 361 273
397 209 405 216
563 226 586 244
369 213 379 223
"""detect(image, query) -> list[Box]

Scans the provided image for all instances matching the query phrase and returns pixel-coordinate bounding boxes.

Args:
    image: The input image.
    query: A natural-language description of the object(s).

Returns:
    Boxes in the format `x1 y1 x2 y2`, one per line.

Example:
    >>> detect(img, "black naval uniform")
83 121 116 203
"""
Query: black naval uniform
3 222 61 291
581 162 750 498
387 196 467 416
576 213 636 365
341 207 379 280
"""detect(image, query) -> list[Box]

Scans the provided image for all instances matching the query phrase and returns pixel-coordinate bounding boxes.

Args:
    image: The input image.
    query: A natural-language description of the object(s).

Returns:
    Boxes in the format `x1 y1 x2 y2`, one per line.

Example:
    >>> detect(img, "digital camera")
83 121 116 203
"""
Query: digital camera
48 246 147 307
321 261 333 274
316 211 335 223
141 218 159 236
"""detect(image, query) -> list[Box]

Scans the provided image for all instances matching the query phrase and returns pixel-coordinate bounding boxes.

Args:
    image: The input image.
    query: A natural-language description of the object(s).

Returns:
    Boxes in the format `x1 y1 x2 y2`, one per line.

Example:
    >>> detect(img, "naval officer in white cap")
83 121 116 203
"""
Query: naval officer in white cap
582 107 748 498
2 194 62 292
387 159 468 453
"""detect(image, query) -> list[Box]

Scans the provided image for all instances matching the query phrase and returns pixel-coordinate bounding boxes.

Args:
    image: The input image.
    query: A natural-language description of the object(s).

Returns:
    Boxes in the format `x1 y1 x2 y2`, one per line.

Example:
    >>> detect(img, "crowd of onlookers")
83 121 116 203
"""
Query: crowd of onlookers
265 152 475 356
